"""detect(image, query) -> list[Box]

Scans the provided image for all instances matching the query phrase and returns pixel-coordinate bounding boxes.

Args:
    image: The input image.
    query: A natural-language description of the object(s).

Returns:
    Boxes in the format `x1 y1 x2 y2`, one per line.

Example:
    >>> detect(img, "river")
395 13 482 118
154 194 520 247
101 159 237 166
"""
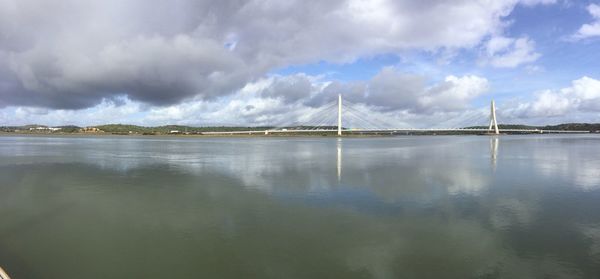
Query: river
1 135 600 278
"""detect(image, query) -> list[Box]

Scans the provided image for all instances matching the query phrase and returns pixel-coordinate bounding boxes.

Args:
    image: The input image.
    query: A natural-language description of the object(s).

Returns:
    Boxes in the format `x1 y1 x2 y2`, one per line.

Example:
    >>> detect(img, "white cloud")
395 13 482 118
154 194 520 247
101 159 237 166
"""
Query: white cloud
420 75 490 111
528 90 573 117
502 76 600 119
519 0 557 6
482 36 541 68
1 97 144 126
295 67 491 114
525 65 544 74
486 36 515 56
572 4 600 40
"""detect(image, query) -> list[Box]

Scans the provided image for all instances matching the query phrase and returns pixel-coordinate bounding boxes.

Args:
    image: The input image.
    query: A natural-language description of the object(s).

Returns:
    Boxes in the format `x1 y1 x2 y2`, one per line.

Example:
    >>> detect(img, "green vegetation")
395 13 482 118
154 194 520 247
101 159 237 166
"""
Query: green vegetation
0 126 18 132
94 124 274 134
541 123 600 131
55 125 81 133
467 123 600 132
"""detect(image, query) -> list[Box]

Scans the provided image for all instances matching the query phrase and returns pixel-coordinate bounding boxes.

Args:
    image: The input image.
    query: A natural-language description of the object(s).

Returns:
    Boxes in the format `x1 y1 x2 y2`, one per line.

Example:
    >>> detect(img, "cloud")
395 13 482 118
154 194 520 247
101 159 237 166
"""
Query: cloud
572 4 600 40
5 35 251 109
364 68 489 112
1 97 144 126
0 0 551 110
305 81 367 108
518 0 557 6
259 74 314 104
525 65 544 74
264 67 490 114
481 36 541 68
365 69 426 111
0 68 491 127
234 66 490 115
502 76 600 119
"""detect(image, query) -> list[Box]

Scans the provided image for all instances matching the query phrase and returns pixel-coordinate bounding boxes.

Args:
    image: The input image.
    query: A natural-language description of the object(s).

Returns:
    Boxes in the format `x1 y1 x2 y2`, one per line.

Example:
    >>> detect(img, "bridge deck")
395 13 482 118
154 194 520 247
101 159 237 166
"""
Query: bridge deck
200 128 590 135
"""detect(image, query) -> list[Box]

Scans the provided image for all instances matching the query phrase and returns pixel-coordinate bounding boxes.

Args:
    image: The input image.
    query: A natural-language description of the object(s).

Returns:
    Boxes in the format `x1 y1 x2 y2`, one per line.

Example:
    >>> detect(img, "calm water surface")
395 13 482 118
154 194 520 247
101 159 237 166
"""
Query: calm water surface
1 135 600 278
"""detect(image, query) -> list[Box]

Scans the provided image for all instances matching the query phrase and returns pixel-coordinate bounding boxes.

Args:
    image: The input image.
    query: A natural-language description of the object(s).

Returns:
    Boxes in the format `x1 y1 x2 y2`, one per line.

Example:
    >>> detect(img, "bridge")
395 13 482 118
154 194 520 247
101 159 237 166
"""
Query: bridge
202 95 589 136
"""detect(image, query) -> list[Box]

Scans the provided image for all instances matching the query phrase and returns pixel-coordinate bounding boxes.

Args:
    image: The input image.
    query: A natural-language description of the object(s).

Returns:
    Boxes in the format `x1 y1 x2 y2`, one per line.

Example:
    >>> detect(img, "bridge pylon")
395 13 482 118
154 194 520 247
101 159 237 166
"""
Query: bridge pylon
488 99 499 135
338 94 342 136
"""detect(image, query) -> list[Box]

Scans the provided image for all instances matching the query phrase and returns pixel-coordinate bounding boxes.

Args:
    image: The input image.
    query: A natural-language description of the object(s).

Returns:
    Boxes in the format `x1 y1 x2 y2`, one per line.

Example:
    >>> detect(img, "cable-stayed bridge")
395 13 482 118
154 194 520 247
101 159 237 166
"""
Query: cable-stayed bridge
202 95 589 136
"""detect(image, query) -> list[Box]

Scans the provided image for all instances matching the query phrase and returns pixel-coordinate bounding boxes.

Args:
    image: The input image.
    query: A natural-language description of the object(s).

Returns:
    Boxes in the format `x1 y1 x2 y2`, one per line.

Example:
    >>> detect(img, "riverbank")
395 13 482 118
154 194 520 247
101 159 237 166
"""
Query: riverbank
0 131 393 138
1 131 592 139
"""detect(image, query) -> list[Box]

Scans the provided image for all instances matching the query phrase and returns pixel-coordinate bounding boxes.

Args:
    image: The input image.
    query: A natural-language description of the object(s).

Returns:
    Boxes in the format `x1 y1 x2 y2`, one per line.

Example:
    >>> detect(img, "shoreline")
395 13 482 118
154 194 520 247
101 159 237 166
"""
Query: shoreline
0 131 395 138
1 131 594 139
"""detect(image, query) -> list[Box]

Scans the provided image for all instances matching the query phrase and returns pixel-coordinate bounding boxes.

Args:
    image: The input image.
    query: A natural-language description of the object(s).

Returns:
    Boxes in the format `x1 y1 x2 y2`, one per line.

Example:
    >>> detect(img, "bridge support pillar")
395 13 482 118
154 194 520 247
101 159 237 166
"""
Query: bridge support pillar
337 94 342 136
488 99 499 135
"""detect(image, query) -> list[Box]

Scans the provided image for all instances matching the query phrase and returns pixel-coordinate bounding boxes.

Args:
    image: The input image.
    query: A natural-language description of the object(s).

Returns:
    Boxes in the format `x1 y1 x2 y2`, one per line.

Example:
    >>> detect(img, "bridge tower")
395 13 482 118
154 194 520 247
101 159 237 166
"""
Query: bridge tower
338 94 342 136
489 99 499 135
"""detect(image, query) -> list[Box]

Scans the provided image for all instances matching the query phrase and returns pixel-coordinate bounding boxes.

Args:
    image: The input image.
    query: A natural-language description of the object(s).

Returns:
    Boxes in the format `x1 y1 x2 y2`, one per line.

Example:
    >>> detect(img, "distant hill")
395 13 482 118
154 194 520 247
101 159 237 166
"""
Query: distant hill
93 124 274 134
467 123 600 132
540 123 600 131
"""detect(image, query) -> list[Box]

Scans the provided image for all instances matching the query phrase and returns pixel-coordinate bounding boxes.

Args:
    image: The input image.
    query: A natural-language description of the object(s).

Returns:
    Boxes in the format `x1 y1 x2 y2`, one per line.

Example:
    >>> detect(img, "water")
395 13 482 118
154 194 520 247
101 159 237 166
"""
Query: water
1 135 600 278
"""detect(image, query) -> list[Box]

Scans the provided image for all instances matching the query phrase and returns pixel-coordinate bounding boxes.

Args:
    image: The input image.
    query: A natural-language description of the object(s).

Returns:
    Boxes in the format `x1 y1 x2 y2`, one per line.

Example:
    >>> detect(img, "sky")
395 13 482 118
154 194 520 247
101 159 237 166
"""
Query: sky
1 0 600 128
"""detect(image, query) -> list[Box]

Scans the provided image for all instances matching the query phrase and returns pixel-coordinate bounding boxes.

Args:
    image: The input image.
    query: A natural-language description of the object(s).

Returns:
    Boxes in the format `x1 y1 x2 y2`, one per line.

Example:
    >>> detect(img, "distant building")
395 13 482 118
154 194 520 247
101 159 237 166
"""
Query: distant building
28 126 62 132
169 130 181 134
81 127 103 133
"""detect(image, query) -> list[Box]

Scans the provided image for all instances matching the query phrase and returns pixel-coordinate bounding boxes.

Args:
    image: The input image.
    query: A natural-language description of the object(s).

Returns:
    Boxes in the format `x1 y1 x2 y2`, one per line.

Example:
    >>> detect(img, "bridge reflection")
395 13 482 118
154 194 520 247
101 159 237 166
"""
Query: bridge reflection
491 136 499 171
337 138 342 182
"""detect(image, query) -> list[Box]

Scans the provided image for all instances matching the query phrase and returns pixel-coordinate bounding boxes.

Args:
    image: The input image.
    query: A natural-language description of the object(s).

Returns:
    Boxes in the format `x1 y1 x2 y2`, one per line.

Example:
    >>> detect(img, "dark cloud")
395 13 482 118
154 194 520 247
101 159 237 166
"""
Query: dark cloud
260 74 313 104
0 0 528 109
2 35 251 109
